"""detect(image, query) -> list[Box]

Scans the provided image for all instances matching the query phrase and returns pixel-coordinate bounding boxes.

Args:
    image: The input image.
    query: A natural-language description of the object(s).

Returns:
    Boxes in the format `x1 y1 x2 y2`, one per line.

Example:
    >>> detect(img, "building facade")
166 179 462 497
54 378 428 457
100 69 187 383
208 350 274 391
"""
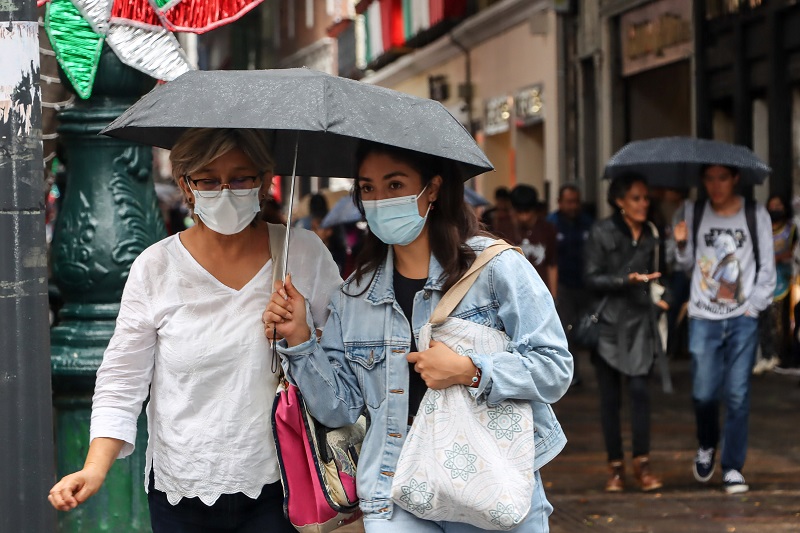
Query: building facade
335 0 576 210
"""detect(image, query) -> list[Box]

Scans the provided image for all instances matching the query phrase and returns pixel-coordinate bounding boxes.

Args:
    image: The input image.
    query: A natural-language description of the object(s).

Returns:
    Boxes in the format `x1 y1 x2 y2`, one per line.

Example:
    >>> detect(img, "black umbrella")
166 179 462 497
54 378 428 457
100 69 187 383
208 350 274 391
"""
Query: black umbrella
101 68 493 279
101 68 492 179
604 137 771 187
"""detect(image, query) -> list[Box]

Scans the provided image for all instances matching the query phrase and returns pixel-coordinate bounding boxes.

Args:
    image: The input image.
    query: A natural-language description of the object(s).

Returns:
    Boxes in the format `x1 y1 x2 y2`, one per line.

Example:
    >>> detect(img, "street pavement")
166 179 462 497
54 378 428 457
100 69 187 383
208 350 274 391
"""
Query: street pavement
340 352 800 532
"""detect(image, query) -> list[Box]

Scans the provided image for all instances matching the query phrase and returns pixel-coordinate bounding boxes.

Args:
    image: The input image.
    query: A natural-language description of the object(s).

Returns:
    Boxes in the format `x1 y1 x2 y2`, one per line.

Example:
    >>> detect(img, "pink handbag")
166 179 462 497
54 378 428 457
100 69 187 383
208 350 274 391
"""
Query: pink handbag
272 379 365 532
269 220 364 532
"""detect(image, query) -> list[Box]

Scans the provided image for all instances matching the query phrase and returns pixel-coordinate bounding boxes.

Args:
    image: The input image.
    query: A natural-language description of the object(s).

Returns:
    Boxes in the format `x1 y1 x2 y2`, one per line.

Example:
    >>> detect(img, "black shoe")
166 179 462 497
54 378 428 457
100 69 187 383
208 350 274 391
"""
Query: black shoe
693 447 715 483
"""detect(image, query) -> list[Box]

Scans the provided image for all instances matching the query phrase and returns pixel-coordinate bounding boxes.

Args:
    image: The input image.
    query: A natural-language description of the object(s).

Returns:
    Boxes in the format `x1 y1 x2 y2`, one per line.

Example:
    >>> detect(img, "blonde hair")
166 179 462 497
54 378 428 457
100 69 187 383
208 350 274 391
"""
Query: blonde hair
169 128 275 182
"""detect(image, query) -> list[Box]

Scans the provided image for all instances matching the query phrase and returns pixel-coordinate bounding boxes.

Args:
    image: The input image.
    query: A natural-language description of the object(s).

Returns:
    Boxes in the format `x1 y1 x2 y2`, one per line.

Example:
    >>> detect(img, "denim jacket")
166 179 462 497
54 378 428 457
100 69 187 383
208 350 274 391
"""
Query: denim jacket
278 237 573 519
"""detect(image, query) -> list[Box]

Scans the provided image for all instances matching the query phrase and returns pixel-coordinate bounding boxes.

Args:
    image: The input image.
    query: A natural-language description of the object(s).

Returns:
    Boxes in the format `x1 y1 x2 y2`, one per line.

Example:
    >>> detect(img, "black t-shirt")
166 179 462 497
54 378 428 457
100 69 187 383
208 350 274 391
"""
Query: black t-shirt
393 269 428 417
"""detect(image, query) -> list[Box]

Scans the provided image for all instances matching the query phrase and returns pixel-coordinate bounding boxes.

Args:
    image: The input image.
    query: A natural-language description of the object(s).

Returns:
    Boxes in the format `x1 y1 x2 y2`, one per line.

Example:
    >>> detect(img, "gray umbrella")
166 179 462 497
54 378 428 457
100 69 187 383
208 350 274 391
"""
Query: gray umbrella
604 137 771 187
102 68 492 280
101 68 493 179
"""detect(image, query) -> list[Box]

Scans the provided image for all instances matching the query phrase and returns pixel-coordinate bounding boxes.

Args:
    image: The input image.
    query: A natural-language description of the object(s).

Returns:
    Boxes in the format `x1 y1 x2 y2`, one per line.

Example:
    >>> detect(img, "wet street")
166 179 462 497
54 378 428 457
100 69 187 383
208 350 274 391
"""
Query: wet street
544 351 800 532
342 352 800 532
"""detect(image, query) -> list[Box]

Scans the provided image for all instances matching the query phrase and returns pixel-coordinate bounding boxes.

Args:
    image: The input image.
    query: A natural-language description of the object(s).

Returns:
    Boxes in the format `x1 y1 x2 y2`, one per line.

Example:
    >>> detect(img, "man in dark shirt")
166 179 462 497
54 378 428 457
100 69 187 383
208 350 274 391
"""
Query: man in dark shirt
547 184 593 386
510 184 558 298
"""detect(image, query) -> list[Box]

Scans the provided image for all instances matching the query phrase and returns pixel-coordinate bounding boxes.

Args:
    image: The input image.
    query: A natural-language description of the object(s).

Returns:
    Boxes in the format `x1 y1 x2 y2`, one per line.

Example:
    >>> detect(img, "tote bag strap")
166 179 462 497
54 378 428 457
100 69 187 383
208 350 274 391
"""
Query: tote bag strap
429 240 522 326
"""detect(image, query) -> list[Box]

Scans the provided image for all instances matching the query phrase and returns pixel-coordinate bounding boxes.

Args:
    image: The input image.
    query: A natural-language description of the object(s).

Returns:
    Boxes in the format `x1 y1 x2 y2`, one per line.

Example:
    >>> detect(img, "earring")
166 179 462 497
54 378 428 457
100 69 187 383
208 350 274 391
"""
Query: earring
620 208 626 215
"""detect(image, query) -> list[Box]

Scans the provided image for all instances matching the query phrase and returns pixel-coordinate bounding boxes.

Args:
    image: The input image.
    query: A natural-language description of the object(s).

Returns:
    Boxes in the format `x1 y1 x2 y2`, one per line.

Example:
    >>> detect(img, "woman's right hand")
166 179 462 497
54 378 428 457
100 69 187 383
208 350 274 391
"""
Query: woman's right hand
48 465 106 511
49 437 122 511
264 273 311 347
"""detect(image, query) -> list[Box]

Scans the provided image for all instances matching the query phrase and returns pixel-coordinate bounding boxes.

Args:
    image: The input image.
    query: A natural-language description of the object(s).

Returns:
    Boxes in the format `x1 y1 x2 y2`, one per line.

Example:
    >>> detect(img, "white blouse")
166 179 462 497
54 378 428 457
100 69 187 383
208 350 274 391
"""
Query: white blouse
90 229 342 505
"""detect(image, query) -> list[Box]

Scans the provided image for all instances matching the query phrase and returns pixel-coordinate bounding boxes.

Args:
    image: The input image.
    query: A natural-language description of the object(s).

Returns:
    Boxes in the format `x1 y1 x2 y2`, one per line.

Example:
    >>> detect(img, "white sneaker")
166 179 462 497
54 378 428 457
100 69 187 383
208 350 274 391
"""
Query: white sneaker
723 469 749 494
766 356 780 371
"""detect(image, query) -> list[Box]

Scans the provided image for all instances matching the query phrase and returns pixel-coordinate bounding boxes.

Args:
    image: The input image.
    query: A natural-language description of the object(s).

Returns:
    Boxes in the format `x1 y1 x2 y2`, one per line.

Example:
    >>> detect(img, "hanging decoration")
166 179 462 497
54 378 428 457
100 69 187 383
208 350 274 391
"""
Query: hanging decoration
39 0 265 99
152 0 265 34
45 0 105 99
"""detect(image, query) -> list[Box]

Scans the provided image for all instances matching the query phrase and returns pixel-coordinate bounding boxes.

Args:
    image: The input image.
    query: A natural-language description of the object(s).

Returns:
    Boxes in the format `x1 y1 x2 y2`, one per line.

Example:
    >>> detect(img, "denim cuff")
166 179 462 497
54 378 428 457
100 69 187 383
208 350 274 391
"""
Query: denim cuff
277 334 317 357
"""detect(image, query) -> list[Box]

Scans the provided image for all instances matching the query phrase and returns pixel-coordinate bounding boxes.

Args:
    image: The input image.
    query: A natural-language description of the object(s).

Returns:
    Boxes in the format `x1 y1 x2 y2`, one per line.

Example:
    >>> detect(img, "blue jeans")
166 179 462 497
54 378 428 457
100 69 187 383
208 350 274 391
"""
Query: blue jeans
689 315 758 472
363 471 551 533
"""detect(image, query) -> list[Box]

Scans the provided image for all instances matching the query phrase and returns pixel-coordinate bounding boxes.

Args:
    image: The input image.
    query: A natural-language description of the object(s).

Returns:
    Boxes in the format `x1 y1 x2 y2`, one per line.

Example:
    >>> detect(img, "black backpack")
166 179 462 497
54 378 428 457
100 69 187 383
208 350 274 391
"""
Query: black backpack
692 197 760 275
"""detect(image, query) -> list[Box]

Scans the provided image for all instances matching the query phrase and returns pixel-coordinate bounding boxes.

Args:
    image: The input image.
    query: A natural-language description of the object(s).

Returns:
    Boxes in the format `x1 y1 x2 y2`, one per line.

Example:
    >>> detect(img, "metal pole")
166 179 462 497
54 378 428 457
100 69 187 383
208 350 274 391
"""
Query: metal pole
0 0 57 531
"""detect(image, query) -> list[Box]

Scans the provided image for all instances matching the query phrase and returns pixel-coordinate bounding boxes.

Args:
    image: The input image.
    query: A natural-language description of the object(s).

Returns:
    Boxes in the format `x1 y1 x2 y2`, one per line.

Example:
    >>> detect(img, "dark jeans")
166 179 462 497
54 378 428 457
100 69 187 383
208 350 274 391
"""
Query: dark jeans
148 472 294 533
759 298 790 362
557 285 586 379
666 271 691 356
592 353 651 461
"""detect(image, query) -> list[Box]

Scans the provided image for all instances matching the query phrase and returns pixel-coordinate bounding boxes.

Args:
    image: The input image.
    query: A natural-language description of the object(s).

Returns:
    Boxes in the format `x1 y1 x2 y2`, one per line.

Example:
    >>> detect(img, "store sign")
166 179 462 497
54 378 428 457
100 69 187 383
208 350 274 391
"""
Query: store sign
514 84 544 127
485 95 512 136
620 0 692 77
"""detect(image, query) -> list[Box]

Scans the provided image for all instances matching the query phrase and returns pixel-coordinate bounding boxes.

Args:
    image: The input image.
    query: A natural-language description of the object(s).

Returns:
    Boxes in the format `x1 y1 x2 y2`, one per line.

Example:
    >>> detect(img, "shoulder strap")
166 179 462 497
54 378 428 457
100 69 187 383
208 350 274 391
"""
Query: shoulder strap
647 221 660 273
268 223 288 286
429 241 522 325
744 197 760 274
692 200 705 257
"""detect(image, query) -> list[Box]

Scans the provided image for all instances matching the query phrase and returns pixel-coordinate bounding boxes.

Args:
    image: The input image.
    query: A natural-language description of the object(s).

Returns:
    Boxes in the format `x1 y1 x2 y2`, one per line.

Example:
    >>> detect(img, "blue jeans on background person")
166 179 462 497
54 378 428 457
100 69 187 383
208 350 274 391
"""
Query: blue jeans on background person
363 471 551 533
689 315 758 473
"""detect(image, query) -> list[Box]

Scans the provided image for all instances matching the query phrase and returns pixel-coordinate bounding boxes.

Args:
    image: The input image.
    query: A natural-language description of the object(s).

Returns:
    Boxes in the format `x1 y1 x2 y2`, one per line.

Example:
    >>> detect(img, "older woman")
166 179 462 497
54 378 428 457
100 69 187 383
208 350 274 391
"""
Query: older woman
584 172 667 493
48 128 343 532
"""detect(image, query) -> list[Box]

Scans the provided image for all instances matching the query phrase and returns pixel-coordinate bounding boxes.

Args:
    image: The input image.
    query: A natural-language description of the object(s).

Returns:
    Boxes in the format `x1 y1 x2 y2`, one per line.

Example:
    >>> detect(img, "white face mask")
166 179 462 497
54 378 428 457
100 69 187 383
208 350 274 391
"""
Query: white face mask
192 188 260 235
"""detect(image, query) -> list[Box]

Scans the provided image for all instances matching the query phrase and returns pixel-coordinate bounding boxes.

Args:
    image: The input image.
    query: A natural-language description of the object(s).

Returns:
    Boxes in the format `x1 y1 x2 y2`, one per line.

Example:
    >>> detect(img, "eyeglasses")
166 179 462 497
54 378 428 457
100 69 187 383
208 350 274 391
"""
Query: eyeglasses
185 175 262 198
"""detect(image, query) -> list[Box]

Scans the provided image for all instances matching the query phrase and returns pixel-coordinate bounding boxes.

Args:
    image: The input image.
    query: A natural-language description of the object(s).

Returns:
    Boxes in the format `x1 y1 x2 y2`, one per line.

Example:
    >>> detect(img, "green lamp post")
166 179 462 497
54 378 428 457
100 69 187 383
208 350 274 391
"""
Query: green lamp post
50 46 165 532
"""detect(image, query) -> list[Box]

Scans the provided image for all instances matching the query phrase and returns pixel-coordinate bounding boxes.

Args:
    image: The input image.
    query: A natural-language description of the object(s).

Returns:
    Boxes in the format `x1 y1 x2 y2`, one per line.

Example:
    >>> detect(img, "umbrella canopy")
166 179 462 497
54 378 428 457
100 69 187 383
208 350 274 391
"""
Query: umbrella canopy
604 137 771 187
321 196 361 229
464 187 489 207
101 68 493 179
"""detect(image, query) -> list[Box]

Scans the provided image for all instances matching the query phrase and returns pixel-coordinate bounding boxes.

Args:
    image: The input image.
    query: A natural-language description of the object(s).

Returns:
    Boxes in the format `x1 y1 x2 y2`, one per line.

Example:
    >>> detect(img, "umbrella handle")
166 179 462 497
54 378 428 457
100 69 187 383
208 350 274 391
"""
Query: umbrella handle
280 133 300 282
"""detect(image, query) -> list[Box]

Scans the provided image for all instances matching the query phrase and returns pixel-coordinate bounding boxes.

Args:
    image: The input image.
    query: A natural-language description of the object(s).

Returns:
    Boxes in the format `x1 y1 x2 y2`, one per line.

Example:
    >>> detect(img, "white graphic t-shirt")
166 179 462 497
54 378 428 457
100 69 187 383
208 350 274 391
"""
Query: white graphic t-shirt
677 199 776 320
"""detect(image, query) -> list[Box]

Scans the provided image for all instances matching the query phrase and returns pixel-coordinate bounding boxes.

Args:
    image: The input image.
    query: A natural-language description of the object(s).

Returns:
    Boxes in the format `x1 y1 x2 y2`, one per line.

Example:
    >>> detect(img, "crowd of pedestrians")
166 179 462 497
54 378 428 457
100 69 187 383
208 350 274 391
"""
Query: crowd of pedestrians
482 164 798 497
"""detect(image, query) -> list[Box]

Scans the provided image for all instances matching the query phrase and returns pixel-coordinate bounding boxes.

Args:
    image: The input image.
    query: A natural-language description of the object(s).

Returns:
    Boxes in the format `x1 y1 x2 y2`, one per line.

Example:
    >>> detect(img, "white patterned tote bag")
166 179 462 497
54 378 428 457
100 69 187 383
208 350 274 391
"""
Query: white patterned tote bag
391 241 536 531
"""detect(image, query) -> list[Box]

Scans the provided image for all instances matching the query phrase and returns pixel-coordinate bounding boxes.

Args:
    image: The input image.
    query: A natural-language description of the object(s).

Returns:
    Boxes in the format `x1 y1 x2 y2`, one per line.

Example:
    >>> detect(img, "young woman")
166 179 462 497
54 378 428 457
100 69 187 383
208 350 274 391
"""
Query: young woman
264 142 573 532
48 128 343 532
583 173 667 492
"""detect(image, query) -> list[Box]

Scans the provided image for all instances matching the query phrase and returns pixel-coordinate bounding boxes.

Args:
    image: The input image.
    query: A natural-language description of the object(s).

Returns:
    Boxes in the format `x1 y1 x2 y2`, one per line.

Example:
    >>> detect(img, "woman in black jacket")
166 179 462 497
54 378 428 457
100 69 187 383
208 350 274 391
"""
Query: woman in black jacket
584 172 668 492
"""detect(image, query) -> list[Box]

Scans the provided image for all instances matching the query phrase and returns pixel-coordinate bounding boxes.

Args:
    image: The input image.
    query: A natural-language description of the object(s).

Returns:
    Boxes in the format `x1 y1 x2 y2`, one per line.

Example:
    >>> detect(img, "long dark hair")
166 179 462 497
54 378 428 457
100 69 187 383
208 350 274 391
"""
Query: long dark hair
349 142 484 294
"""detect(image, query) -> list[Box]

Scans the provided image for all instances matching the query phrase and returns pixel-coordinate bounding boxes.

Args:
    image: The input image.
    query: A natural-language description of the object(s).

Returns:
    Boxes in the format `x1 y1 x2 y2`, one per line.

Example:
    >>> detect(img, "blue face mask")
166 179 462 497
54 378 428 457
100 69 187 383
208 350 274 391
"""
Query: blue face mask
362 185 430 246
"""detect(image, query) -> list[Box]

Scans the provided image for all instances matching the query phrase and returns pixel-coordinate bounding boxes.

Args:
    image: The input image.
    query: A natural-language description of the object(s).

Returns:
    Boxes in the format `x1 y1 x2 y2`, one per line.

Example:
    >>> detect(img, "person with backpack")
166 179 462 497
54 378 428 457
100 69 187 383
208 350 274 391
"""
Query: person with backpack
673 164 776 494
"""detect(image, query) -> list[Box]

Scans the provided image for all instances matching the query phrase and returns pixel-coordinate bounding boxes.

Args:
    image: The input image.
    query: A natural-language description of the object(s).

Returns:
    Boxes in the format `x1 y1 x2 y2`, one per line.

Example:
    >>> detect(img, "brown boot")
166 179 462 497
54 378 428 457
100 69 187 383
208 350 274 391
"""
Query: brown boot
605 461 625 492
632 455 663 491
